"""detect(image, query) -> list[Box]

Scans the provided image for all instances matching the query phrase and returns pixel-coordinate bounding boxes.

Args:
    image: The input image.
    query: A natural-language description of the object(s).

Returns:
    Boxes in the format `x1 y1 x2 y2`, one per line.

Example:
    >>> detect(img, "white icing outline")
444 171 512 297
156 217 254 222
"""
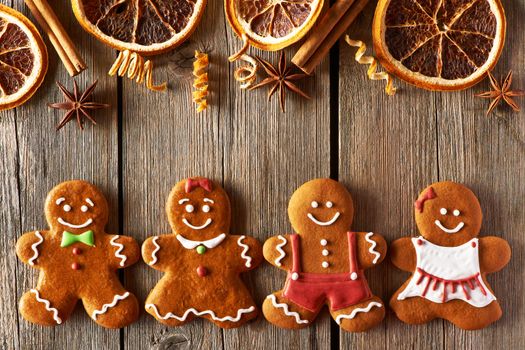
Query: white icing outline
176 233 226 249
335 301 382 325
30 289 62 324
182 218 212 230
110 235 127 267
28 231 44 266
92 292 130 320
57 217 93 229
85 198 94 207
364 232 381 264
307 212 340 226
178 198 190 204
81 205 88 212
146 303 255 322
149 236 161 265
275 235 287 266
266 295 308 324
204 198 214 203
185 204 195 213
237 235 252 267
434 220 465 233
56 197 65 205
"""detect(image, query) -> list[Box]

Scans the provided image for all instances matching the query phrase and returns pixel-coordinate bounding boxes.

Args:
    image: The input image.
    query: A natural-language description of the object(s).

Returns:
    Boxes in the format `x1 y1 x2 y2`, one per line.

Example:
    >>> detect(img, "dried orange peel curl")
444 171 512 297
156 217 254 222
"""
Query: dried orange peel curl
228 35 258 90
71 0 207 92
193 51 209 112
109 50 166 92
345 36 396 96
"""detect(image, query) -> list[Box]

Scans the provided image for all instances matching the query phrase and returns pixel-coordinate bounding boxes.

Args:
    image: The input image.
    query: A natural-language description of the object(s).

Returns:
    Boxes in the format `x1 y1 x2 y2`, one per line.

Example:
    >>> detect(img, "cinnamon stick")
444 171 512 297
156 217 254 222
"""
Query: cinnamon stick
292 0 369 74
25 0 86 76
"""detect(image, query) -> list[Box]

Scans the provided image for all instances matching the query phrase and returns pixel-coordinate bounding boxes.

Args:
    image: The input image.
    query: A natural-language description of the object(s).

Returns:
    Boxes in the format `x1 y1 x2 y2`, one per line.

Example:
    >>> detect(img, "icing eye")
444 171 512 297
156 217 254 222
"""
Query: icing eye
185 204 194 213
63 204 71 212
326 201 333 208
440 208 447 215
311 201 319 208
453 209 460 216
202 205 211 213
81 205 88 212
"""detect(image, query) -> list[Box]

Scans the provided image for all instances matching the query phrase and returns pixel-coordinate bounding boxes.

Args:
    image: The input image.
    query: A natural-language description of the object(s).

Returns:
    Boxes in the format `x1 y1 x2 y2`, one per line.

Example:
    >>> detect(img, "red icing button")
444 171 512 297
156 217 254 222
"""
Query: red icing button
472 241 477 248
72 248 81 255
71 262 81 270
197 266 208 277
417 239 423 245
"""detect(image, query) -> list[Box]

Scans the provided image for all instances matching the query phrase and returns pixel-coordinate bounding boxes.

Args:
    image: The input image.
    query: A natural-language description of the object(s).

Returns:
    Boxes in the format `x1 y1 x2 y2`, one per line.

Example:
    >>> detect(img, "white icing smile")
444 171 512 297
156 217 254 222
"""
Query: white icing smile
57 217 93 229
307 212 340 226
434 220 465 233
182 218 212 230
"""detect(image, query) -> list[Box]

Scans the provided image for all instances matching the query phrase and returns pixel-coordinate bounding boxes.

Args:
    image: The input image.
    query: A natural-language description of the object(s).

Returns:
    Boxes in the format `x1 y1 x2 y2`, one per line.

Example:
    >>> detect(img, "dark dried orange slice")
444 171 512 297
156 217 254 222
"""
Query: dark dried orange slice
71 0 207 55
225 0 324 51
0 4 47 111
372 0 505 90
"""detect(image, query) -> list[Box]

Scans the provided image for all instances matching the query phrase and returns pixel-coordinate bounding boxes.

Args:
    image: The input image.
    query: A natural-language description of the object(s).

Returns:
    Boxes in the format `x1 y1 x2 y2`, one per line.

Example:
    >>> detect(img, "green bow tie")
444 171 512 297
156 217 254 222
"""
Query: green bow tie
61 230 95 247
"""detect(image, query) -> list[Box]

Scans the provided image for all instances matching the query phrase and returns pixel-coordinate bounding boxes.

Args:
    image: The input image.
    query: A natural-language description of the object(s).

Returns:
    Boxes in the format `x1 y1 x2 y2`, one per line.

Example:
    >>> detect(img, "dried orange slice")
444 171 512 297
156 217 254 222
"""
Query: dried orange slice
0 4 47 111
225 0 324 52
71 0 207 55
372 0 506 91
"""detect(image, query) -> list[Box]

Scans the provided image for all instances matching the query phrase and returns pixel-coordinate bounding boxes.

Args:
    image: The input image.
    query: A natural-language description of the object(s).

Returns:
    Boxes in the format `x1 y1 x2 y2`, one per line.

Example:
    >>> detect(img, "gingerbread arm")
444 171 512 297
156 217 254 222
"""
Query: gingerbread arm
478 236 511 274
390 237 417 272
355 232 387 269
16 230 47 268
142 235 175 271
263 234 294 271
108 235 140 268
232 235 263 271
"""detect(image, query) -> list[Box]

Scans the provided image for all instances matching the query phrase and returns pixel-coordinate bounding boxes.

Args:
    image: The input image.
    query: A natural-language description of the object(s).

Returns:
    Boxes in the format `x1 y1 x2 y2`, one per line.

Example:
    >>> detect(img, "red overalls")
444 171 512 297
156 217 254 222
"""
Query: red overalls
283 232 371 312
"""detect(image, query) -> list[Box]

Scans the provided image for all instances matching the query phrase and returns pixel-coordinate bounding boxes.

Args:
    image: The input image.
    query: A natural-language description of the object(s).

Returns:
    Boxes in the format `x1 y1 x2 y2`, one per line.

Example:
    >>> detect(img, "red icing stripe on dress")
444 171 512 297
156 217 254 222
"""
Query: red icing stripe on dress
415 268 484 302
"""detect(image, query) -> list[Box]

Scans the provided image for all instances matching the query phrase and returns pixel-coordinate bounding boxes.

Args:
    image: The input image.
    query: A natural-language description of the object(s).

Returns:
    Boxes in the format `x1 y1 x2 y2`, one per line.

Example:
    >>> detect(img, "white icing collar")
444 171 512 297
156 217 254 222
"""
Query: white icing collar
176 233 226 249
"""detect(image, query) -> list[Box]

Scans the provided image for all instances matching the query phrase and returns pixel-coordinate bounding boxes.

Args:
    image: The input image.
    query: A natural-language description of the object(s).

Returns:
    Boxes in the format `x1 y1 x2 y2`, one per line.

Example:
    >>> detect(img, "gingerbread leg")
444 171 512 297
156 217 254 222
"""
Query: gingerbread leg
330 295 385 332
144 278 194 327
441 300 502 330
262 290 318 329
19 285 77 326
83 280 138 329
204 286 258 329
389 289 437 325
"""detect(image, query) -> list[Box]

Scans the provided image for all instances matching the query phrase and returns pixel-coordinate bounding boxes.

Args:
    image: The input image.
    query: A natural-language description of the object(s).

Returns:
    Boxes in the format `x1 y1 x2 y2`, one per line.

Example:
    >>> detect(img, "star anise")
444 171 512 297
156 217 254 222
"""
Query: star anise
250 52 311 112
475 71 525 115
48 80 109 130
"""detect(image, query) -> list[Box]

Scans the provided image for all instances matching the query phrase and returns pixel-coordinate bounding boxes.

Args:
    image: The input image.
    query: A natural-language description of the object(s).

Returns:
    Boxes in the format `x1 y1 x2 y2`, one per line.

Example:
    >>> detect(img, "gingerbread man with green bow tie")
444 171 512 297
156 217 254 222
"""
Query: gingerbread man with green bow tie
16 180 140 328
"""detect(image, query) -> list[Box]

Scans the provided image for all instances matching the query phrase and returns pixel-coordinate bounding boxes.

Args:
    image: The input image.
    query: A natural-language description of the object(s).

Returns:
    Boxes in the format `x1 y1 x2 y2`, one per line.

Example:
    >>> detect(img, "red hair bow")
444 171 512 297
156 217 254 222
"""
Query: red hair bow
414 187 436 212
185 178 213 193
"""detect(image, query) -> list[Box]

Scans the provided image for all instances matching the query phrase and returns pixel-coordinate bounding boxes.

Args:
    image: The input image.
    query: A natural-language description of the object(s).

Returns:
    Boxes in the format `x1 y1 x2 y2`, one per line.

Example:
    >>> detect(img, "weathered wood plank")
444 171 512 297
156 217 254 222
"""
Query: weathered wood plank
120 0 224 348
439 0 525 348
0 0 120 348
338 2 443 349
221 48 332 350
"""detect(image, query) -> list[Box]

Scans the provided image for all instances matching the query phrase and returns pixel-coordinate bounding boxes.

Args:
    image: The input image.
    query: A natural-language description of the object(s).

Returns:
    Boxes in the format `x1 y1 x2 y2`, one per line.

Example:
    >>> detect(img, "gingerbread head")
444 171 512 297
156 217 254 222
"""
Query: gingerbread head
288 178 354 235
44 180 109 238
166 177 231 241
414 181 482 246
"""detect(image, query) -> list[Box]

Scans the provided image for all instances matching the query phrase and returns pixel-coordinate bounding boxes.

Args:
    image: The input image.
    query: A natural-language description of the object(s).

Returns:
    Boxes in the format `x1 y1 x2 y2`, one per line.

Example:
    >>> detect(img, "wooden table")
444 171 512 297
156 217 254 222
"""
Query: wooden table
1 0 524 349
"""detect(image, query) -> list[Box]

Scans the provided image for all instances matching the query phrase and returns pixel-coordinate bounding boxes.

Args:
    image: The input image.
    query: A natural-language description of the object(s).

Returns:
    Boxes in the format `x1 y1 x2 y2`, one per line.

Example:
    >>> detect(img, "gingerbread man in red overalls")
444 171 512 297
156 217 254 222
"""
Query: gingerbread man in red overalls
262 178 387 332
142 177 263 328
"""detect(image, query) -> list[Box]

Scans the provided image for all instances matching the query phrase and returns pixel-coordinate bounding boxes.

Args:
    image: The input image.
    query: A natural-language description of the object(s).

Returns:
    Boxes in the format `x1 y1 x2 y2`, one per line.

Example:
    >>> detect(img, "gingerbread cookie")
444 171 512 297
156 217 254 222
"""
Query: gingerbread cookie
142 177 263 328
16 180 140 328
390 181 511 330
262 178 387 332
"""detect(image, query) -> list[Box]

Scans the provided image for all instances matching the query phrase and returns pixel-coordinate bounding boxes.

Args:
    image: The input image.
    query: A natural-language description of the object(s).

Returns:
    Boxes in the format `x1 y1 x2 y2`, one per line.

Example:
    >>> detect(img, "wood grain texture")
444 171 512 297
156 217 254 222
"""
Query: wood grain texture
1 0 524 348
339 0 525 349
0 0 119 348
